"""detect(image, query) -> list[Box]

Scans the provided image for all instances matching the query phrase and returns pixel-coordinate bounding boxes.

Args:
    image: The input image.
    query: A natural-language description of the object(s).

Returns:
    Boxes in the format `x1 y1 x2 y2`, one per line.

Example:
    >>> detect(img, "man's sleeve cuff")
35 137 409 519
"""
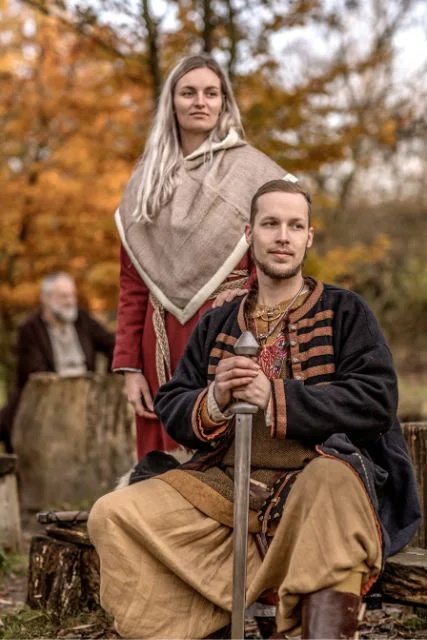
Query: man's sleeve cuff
207 383 233 422
191 387 233 442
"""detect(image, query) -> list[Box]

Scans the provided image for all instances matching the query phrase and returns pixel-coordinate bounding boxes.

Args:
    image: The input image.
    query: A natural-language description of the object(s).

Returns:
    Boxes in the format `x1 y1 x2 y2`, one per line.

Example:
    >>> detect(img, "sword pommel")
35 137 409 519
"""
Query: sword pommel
233 331 260 357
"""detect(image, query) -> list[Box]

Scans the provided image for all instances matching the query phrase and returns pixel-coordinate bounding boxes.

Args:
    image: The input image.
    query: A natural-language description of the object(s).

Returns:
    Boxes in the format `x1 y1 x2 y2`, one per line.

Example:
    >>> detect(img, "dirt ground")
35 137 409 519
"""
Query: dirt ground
1 528 427 639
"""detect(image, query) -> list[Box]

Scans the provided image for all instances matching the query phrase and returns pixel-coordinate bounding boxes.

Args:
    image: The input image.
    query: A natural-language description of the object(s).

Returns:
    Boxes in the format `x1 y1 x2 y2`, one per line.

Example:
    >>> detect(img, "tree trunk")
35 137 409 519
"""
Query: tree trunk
402 422 427 549
141 0 161 101
12 373 136 512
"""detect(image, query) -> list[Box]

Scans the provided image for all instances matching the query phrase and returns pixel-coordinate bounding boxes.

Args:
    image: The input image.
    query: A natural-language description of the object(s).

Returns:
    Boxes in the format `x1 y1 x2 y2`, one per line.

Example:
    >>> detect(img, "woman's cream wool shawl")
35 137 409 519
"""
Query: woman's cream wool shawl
116 133 292 324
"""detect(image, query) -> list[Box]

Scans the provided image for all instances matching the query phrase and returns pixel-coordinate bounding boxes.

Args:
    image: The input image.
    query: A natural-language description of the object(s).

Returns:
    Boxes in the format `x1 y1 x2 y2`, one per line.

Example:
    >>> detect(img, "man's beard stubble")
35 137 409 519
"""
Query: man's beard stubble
251 243 307 281
255 257 303 280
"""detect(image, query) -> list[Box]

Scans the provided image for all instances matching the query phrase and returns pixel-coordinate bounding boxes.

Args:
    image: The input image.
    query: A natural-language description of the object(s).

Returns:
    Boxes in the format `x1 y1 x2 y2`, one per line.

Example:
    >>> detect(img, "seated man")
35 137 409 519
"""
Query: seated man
0 272 115 452
88 180 420 639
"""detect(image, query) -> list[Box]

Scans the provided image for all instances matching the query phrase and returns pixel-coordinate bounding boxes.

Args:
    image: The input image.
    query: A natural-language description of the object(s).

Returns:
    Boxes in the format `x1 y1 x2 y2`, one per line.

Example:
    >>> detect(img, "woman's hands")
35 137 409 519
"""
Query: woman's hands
212 288 247 308
213 356 271 411
124 371 156 419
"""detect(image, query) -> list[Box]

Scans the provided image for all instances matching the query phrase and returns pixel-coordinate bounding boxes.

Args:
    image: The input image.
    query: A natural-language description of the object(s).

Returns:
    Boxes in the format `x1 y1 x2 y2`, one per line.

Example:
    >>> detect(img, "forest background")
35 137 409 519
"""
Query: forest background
1 0 427 419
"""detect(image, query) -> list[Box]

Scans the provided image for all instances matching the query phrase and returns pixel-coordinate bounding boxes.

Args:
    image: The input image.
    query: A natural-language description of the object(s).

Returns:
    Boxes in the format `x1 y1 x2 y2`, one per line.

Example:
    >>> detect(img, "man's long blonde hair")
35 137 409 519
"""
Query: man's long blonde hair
132 54 243 223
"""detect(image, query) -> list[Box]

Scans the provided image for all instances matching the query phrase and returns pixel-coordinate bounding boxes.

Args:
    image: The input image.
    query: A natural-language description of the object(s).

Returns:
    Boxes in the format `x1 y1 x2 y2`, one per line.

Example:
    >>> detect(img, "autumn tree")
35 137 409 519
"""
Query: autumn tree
1 0 427 386
0 0 152 386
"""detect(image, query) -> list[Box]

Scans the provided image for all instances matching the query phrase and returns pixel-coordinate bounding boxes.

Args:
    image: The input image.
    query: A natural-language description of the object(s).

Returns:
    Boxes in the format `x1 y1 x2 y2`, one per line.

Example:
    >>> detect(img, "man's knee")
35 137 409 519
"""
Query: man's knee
297 456 358 496
88 490 121 543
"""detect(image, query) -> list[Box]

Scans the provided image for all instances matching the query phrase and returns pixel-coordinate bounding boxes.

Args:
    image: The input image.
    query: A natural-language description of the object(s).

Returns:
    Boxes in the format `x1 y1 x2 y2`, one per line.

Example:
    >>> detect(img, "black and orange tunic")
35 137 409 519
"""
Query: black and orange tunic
155 277 421 563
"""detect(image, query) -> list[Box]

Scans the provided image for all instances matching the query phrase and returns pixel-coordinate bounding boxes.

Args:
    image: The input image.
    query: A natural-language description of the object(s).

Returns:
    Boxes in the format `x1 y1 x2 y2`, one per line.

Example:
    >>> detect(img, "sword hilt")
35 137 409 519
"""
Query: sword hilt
230 331 260 416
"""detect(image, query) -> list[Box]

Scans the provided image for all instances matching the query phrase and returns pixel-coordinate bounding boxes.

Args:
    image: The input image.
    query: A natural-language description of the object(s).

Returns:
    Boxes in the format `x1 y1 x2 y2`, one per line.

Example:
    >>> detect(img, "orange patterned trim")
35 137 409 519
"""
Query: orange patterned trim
216 333 238 347
303 363 336 379
210 347 234 360
297 309 334 329
191 389 209 441
269 391 277 439
271 379 287 440
237 294 249 332
298 326 333 344
298 345 334 362
192 390 231 441
288 278 324 322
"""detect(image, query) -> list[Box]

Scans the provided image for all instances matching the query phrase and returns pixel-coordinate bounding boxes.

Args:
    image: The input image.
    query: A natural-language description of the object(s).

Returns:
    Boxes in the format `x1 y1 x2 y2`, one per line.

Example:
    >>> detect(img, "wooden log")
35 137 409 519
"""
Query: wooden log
0 453 21 552
27 530 100 618
27 535 82 617
12 373 136 512
81 546 100 608
381 547 427 606
402 422 427 549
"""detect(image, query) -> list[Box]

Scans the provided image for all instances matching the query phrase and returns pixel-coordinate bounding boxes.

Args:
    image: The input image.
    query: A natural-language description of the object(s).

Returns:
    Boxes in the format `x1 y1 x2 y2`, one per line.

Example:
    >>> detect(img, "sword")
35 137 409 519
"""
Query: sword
230 331 260 639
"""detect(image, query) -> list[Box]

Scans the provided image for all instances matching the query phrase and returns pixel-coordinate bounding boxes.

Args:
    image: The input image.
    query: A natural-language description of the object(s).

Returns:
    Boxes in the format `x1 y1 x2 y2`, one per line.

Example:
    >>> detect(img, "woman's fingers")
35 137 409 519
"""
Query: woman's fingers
139 376 154 412
124 372 156 418
212 288 247 308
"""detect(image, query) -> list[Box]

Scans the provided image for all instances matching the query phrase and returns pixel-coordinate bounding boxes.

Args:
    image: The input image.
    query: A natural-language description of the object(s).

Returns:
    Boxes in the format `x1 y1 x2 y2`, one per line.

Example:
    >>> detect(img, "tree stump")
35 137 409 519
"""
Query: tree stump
0 454 21 552
381 547 427 606
402 422 427 549
12 373 136 512
27 525 99 619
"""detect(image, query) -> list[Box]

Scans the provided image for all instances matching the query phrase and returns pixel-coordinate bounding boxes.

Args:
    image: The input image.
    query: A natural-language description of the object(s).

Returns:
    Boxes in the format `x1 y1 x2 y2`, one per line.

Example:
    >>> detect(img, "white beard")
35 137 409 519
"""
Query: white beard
51 303 78 323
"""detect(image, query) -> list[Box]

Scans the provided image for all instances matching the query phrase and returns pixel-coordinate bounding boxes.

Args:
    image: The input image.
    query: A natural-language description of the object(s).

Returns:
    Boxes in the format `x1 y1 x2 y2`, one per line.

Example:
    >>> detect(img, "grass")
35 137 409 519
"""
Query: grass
0 607 117 639
0 548 28 580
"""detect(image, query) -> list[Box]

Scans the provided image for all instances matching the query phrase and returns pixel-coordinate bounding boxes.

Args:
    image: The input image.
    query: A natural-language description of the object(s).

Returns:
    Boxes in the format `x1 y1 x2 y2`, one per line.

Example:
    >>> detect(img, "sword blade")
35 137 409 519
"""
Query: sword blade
231 412 253 639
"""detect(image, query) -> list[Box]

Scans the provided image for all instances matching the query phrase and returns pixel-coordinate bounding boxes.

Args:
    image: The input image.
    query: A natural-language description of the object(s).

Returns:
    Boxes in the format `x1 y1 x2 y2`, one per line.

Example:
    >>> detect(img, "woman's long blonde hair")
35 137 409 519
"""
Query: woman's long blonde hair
132 54 243 223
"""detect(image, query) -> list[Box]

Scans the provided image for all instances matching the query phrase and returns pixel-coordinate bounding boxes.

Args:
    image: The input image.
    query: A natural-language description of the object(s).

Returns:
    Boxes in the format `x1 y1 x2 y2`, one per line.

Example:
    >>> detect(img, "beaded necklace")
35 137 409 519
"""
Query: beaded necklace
255 282 305 343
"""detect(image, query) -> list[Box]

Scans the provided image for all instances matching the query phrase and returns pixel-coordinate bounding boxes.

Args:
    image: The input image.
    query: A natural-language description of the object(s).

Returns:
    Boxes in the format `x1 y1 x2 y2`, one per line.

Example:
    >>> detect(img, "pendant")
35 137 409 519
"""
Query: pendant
257 333 269 341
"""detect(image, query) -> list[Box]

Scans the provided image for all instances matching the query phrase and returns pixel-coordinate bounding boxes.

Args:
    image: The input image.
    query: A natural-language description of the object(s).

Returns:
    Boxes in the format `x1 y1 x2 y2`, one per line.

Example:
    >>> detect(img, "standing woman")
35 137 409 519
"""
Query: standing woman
113 53 294 459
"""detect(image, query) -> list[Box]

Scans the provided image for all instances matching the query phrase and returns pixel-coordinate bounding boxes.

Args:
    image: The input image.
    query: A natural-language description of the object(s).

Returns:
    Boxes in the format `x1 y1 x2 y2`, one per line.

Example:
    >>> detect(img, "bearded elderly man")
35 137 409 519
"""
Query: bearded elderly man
88 180 420 640
0 272 115 453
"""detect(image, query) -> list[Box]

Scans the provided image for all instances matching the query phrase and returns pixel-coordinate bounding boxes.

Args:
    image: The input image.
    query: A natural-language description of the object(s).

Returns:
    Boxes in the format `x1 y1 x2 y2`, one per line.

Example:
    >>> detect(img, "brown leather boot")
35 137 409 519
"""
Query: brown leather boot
301 588 361 639
204 623 231 639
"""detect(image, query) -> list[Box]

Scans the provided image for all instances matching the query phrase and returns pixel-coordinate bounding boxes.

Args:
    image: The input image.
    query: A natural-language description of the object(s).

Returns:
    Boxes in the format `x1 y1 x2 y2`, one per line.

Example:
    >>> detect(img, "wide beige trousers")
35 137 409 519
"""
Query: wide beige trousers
88 457 381 639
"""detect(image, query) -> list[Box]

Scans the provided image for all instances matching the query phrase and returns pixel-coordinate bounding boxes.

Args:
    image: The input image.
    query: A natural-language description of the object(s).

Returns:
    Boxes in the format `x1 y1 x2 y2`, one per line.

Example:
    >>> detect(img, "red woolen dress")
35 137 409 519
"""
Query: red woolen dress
113 246 253 459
